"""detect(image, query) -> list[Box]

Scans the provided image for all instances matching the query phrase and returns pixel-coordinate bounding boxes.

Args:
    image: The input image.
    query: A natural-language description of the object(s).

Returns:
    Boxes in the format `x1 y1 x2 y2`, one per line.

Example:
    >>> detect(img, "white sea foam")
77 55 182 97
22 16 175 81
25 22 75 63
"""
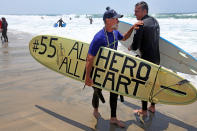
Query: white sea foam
2 14 196 53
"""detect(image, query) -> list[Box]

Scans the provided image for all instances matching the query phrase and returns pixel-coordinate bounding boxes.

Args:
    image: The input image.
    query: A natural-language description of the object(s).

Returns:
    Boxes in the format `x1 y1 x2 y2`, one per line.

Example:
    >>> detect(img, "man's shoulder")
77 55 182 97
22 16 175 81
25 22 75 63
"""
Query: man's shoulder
143 15 155 21
143 15 159 26
93 29 105 40
113 30 121 34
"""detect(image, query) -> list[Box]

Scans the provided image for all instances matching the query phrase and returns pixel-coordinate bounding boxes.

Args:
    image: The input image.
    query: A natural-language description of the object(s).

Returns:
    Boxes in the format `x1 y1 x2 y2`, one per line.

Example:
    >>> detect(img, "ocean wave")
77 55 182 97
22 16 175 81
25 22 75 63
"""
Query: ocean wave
152 13 197 19
2 13 197 19
86 13 197 19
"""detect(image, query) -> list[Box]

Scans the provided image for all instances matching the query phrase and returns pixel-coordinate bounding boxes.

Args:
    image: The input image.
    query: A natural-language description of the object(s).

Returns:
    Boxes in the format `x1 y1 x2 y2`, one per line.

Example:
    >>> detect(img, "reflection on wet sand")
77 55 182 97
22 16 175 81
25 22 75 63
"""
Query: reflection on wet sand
0 30 197 131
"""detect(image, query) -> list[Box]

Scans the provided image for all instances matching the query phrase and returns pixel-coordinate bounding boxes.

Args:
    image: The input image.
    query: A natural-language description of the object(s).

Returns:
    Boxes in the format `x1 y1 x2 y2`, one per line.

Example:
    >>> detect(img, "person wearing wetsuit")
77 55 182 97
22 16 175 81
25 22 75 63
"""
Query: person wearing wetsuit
0 19 2 41
85 7 143 128
1 17 8 42
89 17 93 24
128 1 160 117
57 18 65 27
0 19 2 30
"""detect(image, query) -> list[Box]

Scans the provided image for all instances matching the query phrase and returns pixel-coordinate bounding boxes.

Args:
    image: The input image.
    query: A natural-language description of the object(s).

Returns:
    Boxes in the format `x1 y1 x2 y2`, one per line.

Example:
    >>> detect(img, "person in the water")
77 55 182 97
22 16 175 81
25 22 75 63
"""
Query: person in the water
57 18 65 27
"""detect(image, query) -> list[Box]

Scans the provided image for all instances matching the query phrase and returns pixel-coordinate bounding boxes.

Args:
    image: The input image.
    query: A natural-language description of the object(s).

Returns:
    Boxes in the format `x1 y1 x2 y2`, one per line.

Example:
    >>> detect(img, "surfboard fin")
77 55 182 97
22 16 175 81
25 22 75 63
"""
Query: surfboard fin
92 87 105 103
177 79 189 85
97 89 105 103
83 85 86 90
120 95 124 102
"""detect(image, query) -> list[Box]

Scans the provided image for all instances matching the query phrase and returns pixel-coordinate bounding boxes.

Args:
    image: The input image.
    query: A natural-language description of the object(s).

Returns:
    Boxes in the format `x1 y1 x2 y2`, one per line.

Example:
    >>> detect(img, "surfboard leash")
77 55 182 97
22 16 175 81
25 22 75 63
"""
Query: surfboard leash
83 85 86 90
151 79 189 100
149 65 190 102
149 65 161 103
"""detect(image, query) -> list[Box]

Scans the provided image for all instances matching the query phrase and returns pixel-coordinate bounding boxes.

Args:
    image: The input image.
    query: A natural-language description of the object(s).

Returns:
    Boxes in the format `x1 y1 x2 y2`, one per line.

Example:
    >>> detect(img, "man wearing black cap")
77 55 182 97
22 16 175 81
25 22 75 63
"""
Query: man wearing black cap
85 7 143 128
128 1 160 117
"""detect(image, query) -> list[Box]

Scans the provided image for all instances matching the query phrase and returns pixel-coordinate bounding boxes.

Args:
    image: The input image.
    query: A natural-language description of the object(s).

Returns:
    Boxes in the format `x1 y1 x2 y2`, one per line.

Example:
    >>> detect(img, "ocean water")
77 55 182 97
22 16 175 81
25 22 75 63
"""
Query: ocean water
1 13 197 85
1 13 197 52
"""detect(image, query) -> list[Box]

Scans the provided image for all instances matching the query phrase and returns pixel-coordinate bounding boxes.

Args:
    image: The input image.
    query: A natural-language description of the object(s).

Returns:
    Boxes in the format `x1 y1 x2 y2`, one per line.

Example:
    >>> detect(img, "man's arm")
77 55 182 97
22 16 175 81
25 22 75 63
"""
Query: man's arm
122 21 143 41
128 25 143 51
85 54 95 86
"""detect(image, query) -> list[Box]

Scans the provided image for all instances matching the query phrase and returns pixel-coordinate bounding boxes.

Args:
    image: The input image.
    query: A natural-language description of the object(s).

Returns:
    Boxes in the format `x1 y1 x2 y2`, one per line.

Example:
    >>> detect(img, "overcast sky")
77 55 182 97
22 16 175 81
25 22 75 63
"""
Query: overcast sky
0 0 197 15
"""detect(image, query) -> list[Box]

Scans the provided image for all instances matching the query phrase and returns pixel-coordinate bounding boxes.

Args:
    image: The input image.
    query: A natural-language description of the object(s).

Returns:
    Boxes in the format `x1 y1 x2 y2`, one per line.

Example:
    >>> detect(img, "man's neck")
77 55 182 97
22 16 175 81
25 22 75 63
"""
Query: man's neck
105 25 113 32
141 14 148 20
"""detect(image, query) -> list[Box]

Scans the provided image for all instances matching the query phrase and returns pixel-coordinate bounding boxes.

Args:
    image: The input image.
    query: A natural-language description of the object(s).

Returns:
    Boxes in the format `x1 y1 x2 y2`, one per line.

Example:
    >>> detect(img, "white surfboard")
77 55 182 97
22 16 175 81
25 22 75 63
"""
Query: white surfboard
118 21 197 75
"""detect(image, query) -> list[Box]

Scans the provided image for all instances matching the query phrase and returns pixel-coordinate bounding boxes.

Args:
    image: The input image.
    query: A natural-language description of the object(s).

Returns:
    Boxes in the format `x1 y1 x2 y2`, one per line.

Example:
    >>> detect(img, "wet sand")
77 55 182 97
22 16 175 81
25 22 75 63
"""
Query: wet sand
0 31 197 131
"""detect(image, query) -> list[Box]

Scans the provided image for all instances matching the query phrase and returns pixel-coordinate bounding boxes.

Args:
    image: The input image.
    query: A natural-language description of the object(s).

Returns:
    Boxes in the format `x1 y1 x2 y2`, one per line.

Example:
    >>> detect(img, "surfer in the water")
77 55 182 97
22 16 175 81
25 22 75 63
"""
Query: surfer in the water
57 18 65 27
89 17 93 24
128 1 160 117
85 7 143 128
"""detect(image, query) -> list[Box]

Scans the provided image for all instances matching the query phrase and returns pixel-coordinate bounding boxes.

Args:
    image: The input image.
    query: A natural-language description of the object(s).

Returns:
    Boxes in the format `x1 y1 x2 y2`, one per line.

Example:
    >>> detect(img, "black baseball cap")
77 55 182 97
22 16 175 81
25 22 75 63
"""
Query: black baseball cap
103 7 123 21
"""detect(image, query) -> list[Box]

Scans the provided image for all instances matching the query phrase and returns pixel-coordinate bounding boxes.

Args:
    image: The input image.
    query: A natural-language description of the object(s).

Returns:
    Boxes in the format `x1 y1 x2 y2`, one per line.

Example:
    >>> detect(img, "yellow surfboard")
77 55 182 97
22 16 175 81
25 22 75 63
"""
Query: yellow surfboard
29 35 197 105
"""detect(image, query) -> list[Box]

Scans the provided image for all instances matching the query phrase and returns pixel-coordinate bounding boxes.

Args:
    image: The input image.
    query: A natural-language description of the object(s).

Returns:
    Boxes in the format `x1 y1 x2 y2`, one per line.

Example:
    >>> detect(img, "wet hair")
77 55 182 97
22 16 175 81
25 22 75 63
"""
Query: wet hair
106 6 110 11
135 1 149 13
2 17 6 22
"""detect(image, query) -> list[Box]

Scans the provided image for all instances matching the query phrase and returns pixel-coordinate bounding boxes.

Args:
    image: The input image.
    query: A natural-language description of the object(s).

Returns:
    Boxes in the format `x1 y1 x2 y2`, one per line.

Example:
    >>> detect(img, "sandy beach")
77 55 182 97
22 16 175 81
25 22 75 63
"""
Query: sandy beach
0 31 197 131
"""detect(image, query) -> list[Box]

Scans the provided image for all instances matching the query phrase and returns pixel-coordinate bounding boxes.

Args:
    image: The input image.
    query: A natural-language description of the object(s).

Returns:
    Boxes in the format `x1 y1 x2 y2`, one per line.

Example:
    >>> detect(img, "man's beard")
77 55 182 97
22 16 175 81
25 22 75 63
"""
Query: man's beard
111 24 118 30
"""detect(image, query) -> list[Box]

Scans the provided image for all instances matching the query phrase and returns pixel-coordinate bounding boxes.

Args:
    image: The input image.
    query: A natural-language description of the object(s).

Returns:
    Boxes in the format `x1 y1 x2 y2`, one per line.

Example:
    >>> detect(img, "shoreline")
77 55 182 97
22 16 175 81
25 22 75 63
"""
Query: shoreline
0 30 197 130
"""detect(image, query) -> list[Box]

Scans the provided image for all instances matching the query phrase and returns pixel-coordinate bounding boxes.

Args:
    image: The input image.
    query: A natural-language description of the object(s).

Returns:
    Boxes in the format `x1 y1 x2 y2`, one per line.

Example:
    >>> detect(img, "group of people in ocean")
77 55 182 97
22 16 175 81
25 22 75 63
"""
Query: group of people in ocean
56 16 93 27
85 1 160 128
0 17 8 43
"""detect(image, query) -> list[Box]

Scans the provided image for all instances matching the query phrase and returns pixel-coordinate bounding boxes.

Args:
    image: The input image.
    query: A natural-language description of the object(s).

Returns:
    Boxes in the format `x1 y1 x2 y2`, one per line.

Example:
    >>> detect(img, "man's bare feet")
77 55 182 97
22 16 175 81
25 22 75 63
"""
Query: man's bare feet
93 109 101 119
134 109 147 116
148 105 155 113
110 117 126 128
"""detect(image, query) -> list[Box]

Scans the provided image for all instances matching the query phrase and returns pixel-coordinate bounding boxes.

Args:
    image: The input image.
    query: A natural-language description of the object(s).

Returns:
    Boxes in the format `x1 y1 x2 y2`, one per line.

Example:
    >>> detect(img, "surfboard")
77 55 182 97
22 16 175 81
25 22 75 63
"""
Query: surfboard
62 23 66 27
53 23 66 27
118 21 197 75
53 23 58 27
29 35 197 105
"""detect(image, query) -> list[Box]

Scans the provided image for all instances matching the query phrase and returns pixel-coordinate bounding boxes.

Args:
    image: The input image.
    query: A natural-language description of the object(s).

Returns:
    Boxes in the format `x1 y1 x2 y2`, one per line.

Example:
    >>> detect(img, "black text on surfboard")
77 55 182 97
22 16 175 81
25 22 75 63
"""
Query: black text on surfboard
33 36 152 96
88 48 151 96
30 35 197 105
32 36 58 58
58 41 88 77
68 41 86 61
59 47 151 96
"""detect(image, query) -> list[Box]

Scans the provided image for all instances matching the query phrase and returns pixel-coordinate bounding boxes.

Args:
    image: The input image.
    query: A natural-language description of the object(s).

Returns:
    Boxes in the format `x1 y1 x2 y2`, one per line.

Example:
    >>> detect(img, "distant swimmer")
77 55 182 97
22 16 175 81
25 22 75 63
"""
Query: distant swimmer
57 18 65 27
89 17 93 24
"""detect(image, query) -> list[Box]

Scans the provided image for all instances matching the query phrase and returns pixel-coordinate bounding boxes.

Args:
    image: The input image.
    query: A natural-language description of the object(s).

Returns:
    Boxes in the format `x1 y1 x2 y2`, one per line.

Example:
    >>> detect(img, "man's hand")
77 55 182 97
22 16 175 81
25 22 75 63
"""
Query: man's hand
128 46 131 51
127 21 143 50
85 77 93 86
132 20 144 30
122 21 144 41
85 54 95 86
